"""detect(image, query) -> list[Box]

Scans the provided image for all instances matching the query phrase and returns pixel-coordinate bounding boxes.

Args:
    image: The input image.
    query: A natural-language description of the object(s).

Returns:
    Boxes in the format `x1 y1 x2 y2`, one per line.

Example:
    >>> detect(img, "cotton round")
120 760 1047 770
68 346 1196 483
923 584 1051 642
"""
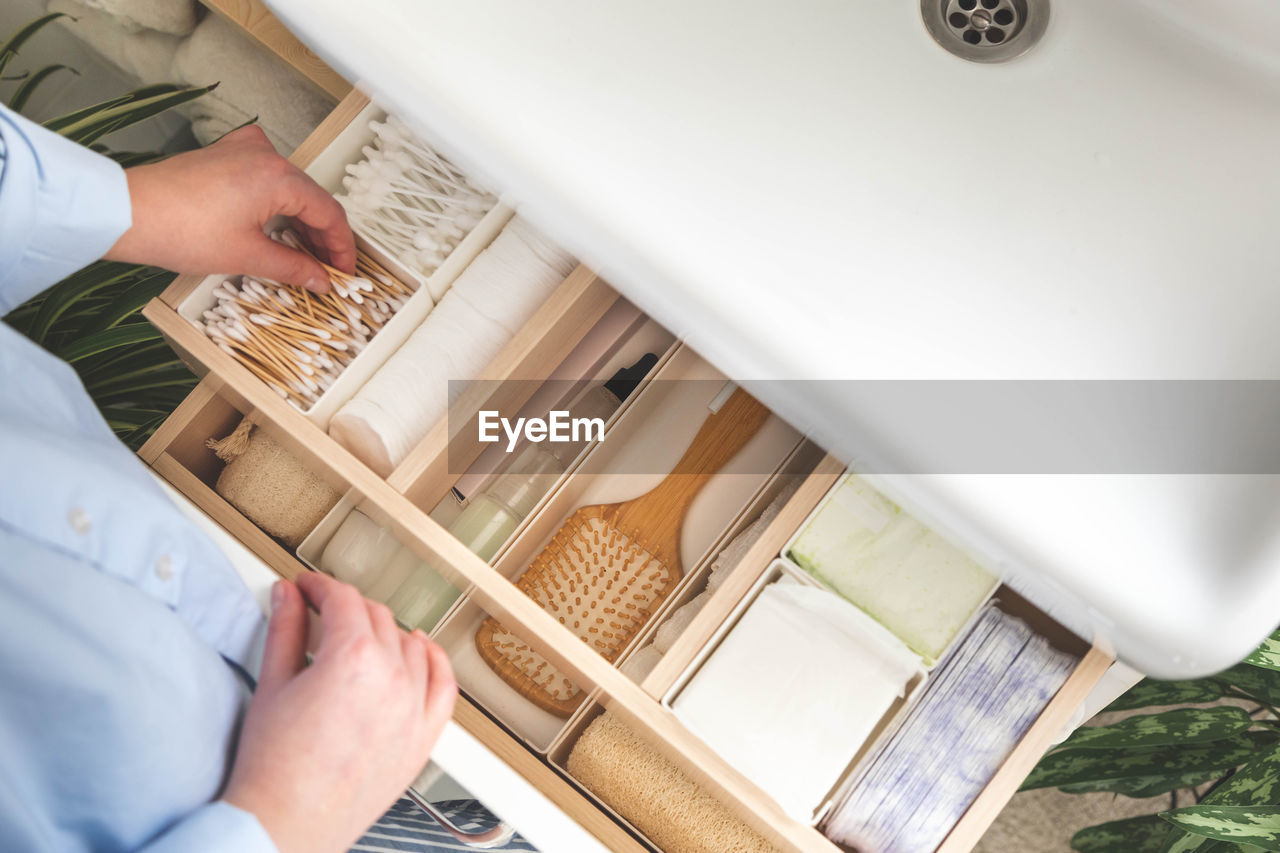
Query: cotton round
329 217 575 475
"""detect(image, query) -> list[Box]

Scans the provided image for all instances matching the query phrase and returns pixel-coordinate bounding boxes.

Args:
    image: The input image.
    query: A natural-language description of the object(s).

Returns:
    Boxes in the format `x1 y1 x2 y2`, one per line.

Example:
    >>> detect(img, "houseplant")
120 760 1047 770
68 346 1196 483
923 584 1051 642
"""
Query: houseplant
2 12 214 449
1025 629 1280 852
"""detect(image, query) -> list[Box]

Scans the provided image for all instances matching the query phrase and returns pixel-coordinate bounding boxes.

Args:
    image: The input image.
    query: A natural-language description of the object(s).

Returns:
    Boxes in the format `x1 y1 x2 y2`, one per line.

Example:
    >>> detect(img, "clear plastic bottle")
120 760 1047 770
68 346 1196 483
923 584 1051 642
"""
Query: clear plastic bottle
448 353 657 561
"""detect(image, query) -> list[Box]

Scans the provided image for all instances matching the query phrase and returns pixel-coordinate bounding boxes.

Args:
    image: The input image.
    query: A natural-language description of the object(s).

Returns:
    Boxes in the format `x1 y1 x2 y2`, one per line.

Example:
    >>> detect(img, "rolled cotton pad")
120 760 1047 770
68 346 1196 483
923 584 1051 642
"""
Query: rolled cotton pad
619 645 664 682
567 712 777 853
212 422 339 548
789 475 996 665
672 582 920 820
653 591 711 655
319 509 400 592
329 217 574 475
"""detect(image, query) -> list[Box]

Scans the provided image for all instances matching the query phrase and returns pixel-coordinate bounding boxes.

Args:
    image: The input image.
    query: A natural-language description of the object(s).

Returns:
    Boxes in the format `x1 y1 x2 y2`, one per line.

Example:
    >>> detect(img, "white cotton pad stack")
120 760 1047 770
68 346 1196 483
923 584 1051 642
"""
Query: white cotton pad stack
788 475 997 665
329 217 576 475
672 581 921 821
821 605 1078 853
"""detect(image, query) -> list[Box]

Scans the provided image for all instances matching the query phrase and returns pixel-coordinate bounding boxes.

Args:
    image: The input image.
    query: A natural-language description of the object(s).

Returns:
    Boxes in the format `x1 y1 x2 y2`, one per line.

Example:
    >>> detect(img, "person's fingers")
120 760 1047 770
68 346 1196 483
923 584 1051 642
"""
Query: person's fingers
402 630 428 695
296 571 372 645
244 234 331 293
366 598 400 653
281 175 356 275
421 641 457 745
217 122 272 150
258 580 308 692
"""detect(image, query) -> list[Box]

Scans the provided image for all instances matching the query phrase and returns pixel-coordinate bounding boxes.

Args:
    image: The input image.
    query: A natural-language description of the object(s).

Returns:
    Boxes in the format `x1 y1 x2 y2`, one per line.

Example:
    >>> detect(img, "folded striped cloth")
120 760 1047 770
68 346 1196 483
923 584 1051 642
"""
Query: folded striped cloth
351 797 539 852
821 605 1078 853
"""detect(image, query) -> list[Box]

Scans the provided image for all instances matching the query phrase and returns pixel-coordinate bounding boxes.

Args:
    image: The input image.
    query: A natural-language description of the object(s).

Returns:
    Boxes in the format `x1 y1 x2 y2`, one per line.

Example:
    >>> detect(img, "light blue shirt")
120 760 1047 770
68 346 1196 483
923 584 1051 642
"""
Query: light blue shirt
0 105 276 851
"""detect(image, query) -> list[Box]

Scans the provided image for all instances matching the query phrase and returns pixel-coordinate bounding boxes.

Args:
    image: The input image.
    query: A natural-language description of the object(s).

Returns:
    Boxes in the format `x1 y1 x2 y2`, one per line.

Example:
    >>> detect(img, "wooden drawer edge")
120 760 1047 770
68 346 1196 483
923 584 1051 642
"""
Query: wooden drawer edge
199 0 353 101
642 453 846 698
388 265 620 502
142 296 837 851
150 451 309 582
451 699 648 853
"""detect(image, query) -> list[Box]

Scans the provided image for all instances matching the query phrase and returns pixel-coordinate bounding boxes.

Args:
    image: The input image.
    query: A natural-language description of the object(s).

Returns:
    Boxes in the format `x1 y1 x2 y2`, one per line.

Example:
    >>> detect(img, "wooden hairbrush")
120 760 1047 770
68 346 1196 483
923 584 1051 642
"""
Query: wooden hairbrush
476 388 771 716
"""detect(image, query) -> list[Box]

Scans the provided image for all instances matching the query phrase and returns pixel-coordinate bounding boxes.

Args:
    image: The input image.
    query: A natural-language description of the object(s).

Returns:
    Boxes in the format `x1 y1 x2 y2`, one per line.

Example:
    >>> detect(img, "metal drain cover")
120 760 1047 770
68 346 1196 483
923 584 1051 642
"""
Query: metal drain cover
922 0 1049 63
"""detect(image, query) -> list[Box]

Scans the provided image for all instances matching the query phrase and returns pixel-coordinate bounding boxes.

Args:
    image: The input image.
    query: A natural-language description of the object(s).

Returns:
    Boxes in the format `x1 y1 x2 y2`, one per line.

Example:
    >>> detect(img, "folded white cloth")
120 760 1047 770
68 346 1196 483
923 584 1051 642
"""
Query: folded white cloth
69 0 198 35
673 581 921 821
789 475 997 665
171 14 333 152
49 0 183 83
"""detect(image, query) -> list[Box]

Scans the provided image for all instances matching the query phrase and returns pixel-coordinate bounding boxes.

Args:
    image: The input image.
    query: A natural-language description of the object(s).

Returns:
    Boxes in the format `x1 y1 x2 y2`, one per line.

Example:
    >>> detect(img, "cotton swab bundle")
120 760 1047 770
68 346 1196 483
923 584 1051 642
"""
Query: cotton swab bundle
476 389 771 717
337 113 497 281
195 228 415 410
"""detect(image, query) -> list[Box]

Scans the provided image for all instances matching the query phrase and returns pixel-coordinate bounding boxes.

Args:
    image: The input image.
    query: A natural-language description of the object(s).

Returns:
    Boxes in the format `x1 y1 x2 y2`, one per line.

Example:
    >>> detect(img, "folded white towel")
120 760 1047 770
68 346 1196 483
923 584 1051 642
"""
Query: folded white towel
49 0 183 83
171 14 333 152
70 0 198 36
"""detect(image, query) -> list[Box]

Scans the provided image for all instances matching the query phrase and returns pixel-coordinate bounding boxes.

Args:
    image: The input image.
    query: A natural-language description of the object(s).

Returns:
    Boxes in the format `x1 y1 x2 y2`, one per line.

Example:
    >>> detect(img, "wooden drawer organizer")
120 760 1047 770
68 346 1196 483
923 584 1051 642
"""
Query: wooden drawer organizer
140 88 1113 853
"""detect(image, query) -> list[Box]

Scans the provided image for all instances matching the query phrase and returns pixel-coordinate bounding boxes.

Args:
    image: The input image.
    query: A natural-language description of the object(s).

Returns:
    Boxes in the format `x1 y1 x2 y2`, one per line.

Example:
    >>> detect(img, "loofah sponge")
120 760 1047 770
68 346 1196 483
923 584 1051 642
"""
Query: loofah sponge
210 418 340 548
567 712 778 853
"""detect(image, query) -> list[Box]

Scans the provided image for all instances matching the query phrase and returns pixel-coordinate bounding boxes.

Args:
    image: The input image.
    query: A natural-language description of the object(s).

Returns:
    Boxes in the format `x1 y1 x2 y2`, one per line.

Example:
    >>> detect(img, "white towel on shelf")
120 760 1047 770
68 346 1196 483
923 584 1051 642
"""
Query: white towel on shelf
672 582 921 821
48 0 183 84
69 0 198 35
171 14 333 152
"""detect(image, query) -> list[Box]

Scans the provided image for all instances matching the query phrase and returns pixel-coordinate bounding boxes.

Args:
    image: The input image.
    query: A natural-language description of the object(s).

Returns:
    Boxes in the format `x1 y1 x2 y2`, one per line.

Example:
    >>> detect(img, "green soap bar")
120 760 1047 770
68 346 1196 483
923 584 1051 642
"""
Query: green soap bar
788 476 995 665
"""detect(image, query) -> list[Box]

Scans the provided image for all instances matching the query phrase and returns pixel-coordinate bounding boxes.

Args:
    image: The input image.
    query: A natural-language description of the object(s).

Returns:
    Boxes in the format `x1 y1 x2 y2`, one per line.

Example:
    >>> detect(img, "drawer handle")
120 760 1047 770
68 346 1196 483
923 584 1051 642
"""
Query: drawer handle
405 789 518 849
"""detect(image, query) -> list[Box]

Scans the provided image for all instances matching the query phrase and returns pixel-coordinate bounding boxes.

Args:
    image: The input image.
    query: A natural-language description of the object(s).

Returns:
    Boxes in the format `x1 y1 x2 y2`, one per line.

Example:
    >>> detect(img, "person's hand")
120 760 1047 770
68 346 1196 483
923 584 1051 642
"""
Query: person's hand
223 571 457 853
106 125 354 292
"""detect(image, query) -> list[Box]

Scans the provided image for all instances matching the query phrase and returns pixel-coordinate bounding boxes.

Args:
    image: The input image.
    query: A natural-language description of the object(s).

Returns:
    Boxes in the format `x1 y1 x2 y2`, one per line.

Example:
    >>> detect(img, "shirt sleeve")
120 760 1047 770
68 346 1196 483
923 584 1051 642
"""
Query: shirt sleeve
0 103 133 316
139 802 278 853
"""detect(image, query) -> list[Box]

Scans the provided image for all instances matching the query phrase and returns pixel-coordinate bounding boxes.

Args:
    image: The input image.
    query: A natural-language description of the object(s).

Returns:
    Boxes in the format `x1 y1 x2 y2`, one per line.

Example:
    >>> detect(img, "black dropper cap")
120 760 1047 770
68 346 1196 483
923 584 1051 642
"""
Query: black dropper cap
603 353 658 403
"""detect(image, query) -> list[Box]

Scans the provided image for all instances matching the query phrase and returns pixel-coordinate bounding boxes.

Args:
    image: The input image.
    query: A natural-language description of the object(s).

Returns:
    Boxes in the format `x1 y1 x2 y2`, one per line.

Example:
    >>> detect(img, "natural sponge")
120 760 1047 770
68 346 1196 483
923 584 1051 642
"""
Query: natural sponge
566 712 778 853
209 418 340 548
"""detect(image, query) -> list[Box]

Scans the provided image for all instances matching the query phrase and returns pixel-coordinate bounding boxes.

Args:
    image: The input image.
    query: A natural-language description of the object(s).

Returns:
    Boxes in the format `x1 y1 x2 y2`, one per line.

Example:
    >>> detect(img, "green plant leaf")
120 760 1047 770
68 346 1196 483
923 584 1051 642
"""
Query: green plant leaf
57 83 215 145
1245 631 1280 673
0 12 68 79
42 83 182 132
1108 680 1227 712
1164 738 1280 853
25 261 140 343
83 269 174 333
1159 806 1280 851
8 63 77 111
1023 733 1271 792
86 363 195 398
105 149 163 168
1061 766 1238 799
1072 815 1172 853
54 325 161 363
1056 708 1256 752
1217 665 1280 706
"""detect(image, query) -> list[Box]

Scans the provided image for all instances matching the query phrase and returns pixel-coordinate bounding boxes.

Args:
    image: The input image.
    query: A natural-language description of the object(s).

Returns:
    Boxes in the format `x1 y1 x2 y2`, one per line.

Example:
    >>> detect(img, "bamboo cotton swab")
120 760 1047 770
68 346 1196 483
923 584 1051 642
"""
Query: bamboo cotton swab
195 228 417 410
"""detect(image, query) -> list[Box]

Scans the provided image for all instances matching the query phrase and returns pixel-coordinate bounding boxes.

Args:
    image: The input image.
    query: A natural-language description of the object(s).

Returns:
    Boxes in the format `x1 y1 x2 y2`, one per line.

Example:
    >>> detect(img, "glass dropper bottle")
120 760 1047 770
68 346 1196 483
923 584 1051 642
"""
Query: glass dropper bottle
447 353 657 561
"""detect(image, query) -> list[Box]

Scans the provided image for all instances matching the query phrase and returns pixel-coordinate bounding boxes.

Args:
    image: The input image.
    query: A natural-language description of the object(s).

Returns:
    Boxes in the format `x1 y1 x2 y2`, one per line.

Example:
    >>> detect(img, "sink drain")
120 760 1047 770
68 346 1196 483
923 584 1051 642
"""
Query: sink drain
922 0 1049 63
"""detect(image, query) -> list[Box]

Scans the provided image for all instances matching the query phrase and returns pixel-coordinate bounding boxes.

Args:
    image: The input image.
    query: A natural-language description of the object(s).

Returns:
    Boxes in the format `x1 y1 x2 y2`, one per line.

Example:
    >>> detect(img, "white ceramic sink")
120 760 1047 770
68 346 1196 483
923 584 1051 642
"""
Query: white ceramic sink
268 0 1280 677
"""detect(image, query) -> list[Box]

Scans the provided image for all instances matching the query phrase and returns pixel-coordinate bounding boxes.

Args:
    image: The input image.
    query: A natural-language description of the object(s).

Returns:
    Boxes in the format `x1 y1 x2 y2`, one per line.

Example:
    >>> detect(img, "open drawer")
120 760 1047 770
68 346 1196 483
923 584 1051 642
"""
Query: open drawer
140 87 1113 853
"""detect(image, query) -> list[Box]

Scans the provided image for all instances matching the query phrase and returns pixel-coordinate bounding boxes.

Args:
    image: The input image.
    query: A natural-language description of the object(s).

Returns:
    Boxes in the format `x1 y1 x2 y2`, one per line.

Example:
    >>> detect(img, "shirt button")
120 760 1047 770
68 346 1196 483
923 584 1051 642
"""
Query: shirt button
155 555 175 581
68 508 91 534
